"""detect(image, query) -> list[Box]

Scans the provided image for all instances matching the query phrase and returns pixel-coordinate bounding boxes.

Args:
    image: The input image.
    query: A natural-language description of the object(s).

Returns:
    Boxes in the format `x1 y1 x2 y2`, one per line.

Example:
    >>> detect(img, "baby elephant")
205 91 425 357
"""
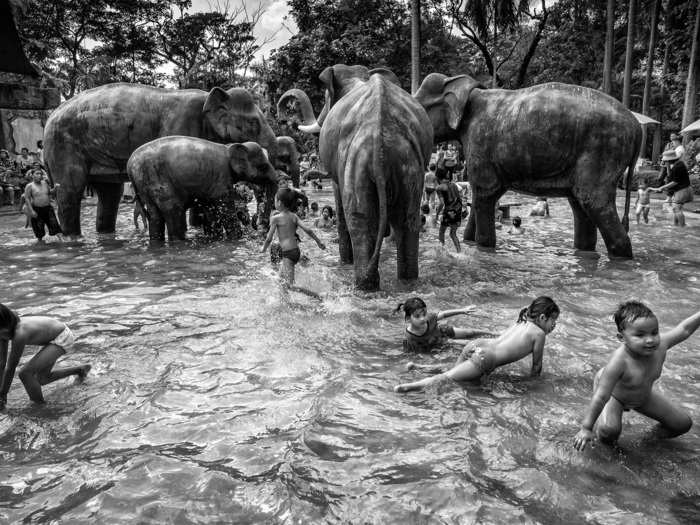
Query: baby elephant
127 136 277 241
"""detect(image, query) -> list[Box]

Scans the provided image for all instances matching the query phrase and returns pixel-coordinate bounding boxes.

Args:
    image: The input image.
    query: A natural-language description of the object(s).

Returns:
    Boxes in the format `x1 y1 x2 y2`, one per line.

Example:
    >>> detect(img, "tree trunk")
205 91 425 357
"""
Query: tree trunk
622 0 637 108
411 0 421 94
653 41 670 163
492 24 498 88
603 0 614 94
641 0 661 159
682 0 700 130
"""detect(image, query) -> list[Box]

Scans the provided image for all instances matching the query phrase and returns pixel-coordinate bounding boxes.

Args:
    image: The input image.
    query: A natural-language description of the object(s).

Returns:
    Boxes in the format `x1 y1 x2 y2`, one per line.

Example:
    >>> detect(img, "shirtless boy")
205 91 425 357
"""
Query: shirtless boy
261 188 326 288
0 304 90 409
24 169 63 241
573 301 699 450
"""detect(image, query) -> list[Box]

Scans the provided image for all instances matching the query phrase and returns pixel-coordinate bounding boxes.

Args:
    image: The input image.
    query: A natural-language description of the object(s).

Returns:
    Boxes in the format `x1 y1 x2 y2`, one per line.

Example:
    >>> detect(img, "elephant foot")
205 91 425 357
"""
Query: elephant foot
356 272 380 291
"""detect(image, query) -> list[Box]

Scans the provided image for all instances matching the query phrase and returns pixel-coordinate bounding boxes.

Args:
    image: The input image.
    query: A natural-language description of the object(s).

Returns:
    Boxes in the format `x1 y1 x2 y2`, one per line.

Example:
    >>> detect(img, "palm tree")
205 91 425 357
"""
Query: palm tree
622 0 637 108
411 0 421 94
682 0 700 130
603 0 614 94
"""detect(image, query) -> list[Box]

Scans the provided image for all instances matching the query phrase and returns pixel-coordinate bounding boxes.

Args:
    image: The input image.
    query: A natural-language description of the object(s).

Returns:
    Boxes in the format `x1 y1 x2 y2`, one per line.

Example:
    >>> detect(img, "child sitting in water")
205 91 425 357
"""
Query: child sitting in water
508 216 524 235
573 301 700 451
308 201 320 218
261 188 326 288
397 297 495 353
395 296 559 393
0 304 90 409
314 205 335 229
530 197 550 217
634 179 652 224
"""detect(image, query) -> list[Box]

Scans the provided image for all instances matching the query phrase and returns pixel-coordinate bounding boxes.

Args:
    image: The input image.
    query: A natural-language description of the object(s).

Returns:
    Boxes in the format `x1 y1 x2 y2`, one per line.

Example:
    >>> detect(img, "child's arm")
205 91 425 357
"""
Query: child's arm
0 340 25 409
544 202 550 216
49 182 60 196
530 332 545 376
23 185 37 217
260 218 278 253
661 309 700 349
436 305 476 320
573 359 625 451
0 340 7 409
296 218 326 250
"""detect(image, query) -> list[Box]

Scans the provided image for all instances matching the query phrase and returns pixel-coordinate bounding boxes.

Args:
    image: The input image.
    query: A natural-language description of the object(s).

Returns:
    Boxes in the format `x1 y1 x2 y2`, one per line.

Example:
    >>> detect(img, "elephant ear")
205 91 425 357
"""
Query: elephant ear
319 66 336 107
368 68 400 86
203 87 232 140
442 75 484 130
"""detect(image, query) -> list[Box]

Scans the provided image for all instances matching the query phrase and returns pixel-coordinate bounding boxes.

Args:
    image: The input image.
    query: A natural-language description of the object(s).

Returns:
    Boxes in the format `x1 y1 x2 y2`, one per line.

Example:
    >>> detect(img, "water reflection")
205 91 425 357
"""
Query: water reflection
0 192 699 523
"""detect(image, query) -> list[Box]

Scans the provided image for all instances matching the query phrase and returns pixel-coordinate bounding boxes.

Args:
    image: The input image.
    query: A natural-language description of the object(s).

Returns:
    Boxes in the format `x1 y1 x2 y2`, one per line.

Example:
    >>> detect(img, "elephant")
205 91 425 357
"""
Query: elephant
274 136 300 187
278 64 433 290
414 73 641 258
43 83 277 238
127 136 277 242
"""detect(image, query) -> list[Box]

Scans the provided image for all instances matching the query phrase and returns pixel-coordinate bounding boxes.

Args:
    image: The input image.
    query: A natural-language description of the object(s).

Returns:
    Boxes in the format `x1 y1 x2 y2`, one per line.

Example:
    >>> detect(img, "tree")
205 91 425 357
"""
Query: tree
411 0 421 94
602 0 614 93
622 0 637 108
682 0 700 129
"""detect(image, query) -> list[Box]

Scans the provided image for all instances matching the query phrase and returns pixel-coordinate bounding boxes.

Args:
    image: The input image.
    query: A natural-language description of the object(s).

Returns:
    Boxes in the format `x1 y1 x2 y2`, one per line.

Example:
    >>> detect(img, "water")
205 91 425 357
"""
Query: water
1 193 699 524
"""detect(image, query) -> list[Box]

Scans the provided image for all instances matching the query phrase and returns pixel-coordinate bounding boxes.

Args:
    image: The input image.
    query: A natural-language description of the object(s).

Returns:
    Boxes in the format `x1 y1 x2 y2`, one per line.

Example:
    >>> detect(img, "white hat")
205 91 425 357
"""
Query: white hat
661 149 679 161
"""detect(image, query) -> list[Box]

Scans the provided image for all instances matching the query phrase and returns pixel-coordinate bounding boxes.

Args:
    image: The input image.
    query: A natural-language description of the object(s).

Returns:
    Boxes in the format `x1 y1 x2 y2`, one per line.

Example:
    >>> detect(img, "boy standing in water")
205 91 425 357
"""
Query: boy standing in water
573 301 699 450
0 304 90 409
261 188 326 289
24 169 63 242
435 170 463 252
634 179 652 224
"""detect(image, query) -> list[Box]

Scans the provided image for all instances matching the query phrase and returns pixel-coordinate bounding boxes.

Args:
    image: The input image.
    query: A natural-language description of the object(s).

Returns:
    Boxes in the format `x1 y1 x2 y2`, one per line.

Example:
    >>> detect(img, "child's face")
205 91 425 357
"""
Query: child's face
274 197 283 211
322 208 330 219
408 308 428 331
639 182 647 189
537 313 558 334
618 316 660 357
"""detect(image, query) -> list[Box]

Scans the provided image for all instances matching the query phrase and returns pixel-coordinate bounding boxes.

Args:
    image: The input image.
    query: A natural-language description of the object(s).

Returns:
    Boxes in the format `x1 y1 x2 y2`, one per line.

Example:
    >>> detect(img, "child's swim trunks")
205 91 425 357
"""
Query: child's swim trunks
469 347 496 376
403 313 456 352
50 326 75 352
281 247 301 264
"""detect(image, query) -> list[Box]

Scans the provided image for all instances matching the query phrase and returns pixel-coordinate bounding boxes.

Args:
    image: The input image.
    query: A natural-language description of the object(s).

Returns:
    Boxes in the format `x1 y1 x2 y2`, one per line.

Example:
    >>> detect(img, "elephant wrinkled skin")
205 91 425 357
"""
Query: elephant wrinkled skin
279 65 433 290
43 83 277 238
127 137 277 242
415 74 641 258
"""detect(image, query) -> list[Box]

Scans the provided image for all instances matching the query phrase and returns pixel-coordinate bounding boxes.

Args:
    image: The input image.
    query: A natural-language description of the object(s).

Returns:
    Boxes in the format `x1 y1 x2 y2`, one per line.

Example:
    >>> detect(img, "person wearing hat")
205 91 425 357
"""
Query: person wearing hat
670 133 687 164
650 149 693 226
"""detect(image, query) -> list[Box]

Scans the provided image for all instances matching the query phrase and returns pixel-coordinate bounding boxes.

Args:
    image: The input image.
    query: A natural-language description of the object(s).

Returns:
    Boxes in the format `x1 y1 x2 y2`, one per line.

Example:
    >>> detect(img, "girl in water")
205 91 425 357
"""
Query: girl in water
398 297 495 353
395 296 559 393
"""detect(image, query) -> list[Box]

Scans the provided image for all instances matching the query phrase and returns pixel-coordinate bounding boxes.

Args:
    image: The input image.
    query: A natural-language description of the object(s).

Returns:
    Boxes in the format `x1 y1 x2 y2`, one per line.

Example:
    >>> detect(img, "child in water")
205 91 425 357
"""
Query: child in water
397 297 495 353
0 304 90 409
261 188 326 288
573 301 700 451
530 197 550 217
395 296 559 393
508 216 524 235
634 179 652 224
314 205 335 229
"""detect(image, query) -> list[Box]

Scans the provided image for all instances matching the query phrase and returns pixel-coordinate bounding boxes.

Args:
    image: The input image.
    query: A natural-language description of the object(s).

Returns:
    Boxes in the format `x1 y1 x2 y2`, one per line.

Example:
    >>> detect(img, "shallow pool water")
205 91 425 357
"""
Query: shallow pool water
0 192 699 523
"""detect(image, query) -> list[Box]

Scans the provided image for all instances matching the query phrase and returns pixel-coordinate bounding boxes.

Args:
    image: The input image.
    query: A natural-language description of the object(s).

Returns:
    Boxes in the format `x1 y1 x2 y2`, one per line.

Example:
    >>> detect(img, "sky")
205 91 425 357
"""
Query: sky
190 0 297 60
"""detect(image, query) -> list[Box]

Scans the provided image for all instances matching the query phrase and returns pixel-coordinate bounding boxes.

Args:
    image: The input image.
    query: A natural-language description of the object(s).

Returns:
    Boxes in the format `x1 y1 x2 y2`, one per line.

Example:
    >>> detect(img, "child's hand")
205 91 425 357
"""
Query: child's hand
317 241 326 250
462 305 476 314
260 246 267 253
573 428 595 451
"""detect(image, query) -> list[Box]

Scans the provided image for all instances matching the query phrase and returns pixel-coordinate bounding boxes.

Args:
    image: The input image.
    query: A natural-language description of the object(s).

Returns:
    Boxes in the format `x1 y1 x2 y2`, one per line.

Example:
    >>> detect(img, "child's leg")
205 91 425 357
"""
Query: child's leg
395 373 451 393
280 258 296 285
18 344 89 403
449 225 461 252
405 361 445 373
642 207 650 223
438 223 447 245
395 359 481 393
636 391 692 438
594 396 625 444
452 328 496 340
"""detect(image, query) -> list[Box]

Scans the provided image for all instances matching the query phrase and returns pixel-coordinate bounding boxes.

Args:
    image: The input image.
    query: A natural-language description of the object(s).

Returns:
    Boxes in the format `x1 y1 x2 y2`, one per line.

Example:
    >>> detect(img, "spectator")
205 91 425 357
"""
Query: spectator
650 149 693 227
16 147 33 174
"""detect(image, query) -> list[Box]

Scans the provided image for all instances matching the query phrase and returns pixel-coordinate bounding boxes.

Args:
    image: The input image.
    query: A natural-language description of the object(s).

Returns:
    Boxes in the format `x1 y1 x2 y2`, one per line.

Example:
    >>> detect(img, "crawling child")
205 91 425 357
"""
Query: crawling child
0 304 90 409
573 301 699 450
395 296 559 393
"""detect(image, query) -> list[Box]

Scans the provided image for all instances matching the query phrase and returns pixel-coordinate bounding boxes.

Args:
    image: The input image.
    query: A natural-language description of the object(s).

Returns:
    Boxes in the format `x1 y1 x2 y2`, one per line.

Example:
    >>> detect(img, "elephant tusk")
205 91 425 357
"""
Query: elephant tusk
298 121 321 134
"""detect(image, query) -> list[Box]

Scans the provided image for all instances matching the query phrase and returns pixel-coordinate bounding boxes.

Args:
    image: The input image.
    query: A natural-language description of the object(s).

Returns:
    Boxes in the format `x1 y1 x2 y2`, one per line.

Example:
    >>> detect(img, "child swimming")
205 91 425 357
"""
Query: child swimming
0 304 90 408
397 297 495 353
573 301 700 451
395 296 559 393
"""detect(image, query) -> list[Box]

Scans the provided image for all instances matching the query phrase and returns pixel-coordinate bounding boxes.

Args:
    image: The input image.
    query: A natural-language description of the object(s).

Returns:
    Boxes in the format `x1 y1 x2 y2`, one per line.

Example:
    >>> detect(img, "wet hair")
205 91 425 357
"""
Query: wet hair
613 301 655 331
435 167 449 181
429 164 436 171
275 188 297 210
512 216 522 227
517 296 559 323
394 297 427 319
0 304 20 338
310 201 319 210
421 204 430 214
321 205 334 218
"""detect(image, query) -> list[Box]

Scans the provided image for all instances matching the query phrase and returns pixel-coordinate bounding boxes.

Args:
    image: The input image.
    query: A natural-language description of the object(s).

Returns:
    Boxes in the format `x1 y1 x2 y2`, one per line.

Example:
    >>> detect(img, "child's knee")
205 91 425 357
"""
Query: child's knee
596 423 621 444
669 414 692 435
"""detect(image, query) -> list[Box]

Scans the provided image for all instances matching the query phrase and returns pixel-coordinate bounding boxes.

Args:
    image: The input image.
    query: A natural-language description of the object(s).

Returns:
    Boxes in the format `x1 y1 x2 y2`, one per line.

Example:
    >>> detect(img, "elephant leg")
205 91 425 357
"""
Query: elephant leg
473 188 505 248
580 191 633 258
333 182 353 265
396 227 420 281
92 182 124 234
463 207 476 242
53 156 87 238
163 205 186 241
144 198 165 242
347 180 381 290
568 196 597 251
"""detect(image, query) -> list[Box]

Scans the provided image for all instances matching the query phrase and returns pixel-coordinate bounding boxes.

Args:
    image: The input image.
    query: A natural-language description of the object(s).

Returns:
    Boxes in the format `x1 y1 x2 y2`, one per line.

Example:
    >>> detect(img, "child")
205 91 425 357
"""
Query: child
314 205 335 229
261 188 326 287
0 304 90 409
634 179 651 224
395 296 559 393
308 201 320 218
509 216 525 234
397 297 495 353
420 203 431 231
423 164 438 208
530 197 550 217
573 301 699 451
24 169 63 242
435 171 462 252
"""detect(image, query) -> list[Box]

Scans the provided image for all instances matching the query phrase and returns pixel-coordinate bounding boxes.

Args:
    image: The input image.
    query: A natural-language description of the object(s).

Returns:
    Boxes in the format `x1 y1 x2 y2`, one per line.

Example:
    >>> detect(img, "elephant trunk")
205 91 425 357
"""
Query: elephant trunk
277 89 321 134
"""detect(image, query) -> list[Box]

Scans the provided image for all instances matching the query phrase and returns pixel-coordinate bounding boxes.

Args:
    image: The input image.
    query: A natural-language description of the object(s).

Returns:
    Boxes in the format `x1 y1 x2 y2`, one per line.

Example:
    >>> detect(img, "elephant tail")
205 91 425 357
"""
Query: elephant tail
621 138 640 233
369 141 388 274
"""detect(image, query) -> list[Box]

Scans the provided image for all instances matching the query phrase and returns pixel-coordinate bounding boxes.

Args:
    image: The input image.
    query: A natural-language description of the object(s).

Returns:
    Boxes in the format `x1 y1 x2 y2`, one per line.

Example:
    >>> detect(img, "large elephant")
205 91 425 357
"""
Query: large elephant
414 74 641 257
278 64 433 290
127 137 277 242
43 83 277 238
274 136 300 187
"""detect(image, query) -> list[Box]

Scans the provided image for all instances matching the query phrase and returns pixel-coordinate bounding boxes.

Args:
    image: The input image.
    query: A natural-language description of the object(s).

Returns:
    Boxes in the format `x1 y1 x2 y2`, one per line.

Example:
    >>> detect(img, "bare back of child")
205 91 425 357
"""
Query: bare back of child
396 297 559 393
